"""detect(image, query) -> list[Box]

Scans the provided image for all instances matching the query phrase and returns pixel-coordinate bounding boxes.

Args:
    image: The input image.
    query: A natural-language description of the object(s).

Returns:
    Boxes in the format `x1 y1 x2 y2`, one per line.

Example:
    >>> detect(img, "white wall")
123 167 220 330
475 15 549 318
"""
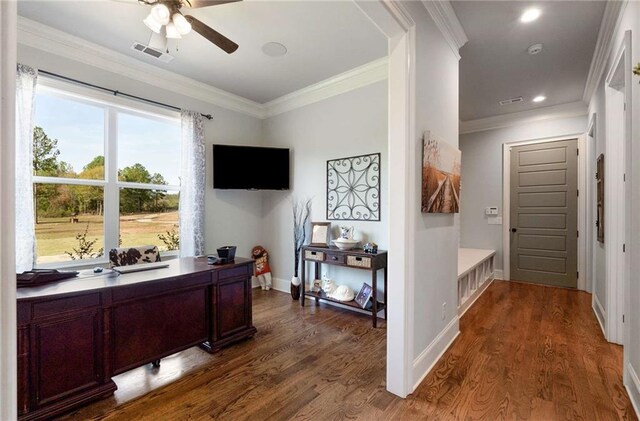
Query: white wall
459 115 587 273
17 45 265 259
588 83 607 328
586 0 640 412
0 2 17 418
402 1 461 388
261 80 388 296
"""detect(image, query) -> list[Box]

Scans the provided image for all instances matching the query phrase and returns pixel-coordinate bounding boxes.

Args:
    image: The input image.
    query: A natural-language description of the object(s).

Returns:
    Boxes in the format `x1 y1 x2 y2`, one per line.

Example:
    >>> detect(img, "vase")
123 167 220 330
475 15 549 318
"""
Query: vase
291 276 301 300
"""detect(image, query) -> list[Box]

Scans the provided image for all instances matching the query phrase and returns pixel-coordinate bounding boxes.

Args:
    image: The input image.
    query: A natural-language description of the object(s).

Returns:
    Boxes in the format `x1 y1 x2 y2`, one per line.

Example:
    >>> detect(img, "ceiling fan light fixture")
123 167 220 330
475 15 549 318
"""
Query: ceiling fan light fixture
166 22 182 39
143 12 163 33
151 4 171 25
172 13 192 35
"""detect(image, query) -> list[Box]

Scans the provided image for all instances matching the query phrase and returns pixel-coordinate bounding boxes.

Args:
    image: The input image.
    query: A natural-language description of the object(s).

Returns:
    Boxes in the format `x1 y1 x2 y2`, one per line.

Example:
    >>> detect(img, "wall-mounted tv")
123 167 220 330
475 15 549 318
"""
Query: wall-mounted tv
213 144 290 190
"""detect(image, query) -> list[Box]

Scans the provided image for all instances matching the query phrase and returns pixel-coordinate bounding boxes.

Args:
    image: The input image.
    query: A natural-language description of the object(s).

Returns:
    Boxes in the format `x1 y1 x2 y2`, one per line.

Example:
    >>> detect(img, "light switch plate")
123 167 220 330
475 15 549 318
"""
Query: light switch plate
488 216 503 225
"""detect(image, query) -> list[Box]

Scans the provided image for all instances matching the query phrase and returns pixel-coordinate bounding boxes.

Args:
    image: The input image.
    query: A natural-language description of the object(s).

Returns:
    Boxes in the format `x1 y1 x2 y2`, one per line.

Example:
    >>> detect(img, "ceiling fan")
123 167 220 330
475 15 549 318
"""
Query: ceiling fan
138 0 241 54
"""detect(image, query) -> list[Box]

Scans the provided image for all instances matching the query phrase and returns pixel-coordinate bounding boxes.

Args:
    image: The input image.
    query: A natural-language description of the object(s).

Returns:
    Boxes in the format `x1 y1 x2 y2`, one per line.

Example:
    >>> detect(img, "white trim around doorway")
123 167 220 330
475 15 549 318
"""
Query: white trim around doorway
355 0 416 398
502 134 587 290
602 31 631 349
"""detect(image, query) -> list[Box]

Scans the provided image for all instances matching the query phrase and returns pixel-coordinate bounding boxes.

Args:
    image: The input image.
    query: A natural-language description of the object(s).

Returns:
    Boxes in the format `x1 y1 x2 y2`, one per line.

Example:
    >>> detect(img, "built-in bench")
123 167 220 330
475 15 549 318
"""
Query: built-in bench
458 248 496 315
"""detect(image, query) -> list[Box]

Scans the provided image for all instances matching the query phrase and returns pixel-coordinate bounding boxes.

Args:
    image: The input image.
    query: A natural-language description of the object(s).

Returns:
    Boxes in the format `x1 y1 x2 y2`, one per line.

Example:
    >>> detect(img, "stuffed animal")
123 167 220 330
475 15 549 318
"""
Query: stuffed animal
251 245 272 290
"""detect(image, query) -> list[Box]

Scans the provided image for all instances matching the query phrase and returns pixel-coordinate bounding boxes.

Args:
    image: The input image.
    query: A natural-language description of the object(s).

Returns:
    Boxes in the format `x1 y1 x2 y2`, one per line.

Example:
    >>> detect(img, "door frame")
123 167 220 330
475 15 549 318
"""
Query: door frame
355 1 416 397
586 113 597 294
603 31 631 348
0 1 18 419
502 134 587 290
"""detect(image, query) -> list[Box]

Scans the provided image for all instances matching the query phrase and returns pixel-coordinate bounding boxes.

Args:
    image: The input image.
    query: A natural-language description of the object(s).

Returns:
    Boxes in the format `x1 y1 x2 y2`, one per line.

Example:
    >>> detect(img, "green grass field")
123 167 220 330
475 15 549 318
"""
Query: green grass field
36 211 178 264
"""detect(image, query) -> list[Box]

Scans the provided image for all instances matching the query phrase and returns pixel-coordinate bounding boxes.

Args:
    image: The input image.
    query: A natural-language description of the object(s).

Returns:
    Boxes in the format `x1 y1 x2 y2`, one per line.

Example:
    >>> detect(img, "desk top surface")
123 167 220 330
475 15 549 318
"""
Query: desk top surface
17 257 253 300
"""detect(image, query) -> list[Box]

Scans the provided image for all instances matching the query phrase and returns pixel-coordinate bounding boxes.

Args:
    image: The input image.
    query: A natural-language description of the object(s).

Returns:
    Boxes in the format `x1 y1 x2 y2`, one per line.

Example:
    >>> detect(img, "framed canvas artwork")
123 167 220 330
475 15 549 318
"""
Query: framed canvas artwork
421 131 461 213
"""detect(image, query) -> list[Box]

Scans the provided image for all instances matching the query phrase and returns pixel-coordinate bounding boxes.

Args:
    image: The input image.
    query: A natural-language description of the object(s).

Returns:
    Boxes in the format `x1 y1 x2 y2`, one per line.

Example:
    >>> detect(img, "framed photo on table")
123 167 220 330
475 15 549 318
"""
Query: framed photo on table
355 283 373 309
310 222 331 247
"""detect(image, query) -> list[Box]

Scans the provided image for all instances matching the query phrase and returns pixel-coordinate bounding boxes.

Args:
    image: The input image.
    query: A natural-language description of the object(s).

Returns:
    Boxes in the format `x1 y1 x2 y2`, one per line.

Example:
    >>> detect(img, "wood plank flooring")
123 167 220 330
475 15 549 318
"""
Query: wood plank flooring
56 281 637 421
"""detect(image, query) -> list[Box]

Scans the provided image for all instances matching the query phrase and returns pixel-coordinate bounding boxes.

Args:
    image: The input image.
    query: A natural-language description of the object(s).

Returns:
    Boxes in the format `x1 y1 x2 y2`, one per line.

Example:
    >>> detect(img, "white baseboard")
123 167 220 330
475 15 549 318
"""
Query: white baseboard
592 293 607 337
494 269 504 280
270 276 291 293
412 316 460 391
625 363 640 418
458 277 494 317
251 276 291 292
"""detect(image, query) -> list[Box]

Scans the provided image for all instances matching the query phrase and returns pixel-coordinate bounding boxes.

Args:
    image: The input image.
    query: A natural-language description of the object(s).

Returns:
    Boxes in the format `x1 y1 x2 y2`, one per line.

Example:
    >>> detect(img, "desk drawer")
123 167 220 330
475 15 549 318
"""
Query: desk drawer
347 255 371 269
305 250 324 261
324 252 345 264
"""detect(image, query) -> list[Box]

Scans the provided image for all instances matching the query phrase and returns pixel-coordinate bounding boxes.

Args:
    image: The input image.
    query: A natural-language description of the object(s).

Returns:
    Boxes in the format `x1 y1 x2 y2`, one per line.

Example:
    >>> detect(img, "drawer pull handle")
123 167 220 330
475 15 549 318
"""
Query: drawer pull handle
355 257 362 261
311 252 317 256
332 256 338 260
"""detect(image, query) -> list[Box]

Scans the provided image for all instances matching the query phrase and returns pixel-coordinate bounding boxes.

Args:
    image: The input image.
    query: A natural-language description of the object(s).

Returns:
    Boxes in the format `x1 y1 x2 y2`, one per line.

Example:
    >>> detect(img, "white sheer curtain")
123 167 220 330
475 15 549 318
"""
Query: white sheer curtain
15 64 37 272
179 110 206 257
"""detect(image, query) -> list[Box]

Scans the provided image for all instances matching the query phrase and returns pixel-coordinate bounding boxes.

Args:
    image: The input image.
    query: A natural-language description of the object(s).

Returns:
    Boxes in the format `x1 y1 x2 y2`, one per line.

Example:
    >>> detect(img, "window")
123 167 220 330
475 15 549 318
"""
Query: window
33 79 181 265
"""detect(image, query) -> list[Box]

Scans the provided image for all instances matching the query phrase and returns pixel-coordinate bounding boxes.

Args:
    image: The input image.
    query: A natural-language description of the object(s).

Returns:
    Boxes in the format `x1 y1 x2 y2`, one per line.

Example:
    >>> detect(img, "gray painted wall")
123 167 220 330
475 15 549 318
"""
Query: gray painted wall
459 115 587 273
588 83 607 319
261 80 388 295
404 0 460 366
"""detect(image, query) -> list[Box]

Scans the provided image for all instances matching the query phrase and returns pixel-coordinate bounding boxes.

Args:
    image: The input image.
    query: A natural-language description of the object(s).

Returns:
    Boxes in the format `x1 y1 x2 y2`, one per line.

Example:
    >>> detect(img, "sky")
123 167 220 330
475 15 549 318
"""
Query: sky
34 91 182 186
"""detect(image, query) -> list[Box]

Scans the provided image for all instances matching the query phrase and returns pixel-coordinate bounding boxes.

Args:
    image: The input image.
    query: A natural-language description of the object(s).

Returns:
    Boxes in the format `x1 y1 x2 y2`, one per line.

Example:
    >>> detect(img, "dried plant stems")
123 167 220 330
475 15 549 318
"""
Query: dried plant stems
292 198 312 277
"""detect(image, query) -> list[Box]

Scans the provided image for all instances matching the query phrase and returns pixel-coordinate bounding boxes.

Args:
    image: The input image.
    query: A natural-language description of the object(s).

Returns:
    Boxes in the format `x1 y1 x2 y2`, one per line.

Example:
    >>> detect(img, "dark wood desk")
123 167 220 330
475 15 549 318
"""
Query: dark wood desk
300 246 387 327
16 257 256 421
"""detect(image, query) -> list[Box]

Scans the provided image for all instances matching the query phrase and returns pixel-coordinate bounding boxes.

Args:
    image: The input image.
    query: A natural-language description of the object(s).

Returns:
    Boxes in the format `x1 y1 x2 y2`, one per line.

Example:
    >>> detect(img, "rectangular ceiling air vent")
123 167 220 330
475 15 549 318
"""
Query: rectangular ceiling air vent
130 42 174 63
499 96 524 106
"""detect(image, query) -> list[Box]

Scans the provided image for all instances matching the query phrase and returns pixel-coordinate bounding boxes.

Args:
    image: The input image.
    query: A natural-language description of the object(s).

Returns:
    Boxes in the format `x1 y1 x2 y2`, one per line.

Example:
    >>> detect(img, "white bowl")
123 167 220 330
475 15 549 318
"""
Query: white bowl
333 238 359 250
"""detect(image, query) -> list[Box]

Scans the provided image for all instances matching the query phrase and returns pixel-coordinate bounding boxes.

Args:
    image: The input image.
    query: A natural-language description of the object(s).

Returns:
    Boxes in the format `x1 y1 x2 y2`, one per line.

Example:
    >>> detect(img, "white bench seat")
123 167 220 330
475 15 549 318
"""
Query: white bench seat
458 248 496 316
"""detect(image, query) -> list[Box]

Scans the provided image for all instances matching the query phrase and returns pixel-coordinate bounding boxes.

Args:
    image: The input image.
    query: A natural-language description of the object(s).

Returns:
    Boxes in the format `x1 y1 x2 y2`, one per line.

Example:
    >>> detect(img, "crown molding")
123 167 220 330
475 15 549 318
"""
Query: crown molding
18 17 392 120
582 0 628 103
421 1 468 60
263 57 388 118
17 17 266 118
460 101 588 135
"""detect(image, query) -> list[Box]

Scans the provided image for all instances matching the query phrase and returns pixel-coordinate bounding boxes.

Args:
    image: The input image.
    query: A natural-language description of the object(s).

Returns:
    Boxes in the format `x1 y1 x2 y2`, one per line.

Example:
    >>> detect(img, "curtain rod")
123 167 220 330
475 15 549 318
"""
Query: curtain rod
38 70 213 120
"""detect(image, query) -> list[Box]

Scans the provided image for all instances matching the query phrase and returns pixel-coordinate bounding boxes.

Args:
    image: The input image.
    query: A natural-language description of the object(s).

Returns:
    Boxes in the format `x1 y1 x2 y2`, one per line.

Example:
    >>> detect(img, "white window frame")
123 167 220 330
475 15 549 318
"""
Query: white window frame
34 77 181 269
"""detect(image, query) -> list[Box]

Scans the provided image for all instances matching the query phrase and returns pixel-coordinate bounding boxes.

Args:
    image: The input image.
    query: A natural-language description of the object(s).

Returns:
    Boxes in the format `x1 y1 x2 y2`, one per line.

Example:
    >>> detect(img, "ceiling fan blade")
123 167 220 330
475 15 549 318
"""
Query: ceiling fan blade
185 0 241 8
185 15 239 54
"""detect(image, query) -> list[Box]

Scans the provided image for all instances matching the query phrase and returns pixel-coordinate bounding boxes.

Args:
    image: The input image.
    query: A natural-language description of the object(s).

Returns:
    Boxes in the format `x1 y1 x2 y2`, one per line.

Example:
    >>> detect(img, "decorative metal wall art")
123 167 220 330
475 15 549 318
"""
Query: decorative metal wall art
327 153 380 221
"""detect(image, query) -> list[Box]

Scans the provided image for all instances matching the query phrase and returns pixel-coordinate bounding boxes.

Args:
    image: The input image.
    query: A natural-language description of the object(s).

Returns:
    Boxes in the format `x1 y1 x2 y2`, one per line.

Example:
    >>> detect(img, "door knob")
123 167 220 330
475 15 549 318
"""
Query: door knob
511 228 517 233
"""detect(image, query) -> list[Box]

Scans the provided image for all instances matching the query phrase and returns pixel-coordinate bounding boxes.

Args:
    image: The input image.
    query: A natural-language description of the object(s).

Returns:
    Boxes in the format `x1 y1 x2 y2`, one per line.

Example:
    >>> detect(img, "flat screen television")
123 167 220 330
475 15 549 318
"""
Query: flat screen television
213 144 290 190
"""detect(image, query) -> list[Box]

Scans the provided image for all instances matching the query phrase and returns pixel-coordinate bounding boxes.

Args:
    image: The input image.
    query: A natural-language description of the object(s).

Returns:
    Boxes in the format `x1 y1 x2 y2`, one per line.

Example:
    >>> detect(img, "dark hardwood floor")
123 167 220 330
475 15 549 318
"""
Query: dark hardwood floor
56 280 637 421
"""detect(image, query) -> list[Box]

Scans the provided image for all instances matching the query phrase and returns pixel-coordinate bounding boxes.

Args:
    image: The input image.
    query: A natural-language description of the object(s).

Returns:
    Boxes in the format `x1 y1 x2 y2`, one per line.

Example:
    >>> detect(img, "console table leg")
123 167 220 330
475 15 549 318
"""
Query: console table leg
384 266 388 321
301 258 306 307
372 270 378 328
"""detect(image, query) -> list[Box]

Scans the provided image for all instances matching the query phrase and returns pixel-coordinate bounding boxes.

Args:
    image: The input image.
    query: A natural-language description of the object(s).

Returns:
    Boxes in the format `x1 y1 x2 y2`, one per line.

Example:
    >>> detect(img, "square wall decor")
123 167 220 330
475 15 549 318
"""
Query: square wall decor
327 153 380 221
422 131 461 213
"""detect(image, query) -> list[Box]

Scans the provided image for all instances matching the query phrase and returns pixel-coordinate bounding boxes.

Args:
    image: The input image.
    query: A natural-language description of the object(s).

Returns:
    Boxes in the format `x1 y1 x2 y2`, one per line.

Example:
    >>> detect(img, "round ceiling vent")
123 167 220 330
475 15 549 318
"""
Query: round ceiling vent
528 43 543 55
262 42 287 57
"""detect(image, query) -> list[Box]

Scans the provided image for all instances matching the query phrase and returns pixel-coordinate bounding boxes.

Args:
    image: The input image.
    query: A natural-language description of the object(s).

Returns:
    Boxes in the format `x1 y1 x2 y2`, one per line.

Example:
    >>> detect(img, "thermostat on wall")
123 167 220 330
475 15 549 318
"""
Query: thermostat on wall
485 207 499 216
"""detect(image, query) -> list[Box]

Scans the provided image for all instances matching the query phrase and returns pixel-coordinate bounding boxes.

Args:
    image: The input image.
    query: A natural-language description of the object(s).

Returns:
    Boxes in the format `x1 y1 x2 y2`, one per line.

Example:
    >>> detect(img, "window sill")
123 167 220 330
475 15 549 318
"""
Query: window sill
34 250 180 271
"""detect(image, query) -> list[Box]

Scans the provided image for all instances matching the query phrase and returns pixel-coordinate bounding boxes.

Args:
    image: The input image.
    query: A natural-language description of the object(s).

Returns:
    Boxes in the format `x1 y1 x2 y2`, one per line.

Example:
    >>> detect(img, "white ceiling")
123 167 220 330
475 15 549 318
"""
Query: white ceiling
18 0 387 104
452 1 606 121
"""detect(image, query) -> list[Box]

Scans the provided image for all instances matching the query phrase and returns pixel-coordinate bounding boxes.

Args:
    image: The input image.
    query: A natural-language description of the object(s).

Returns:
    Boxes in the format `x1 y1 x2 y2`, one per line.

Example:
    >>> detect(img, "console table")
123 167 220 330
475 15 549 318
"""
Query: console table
16 257 256 421
301 246 387 327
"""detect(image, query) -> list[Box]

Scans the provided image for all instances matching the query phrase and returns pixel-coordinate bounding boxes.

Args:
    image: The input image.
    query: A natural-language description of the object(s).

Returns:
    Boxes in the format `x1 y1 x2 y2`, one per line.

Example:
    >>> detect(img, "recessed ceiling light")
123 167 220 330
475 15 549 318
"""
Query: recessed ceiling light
520 8 541 23
262 42 287 57
533 95 546 103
